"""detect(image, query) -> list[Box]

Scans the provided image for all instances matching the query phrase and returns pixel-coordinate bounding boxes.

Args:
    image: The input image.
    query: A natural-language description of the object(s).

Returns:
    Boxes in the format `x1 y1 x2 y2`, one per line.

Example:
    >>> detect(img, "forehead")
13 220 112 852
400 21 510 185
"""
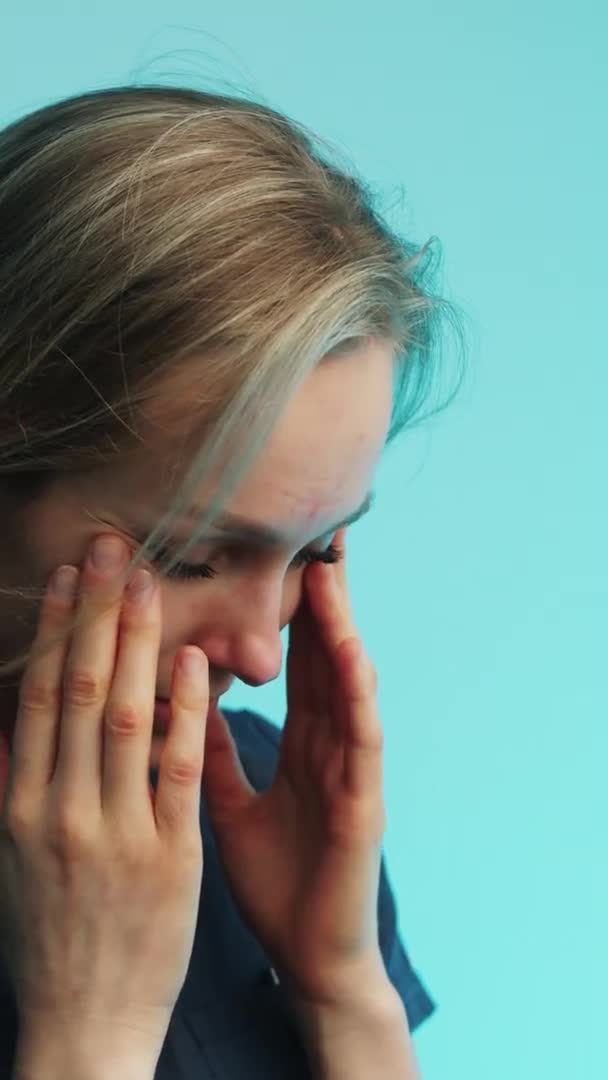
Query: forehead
217 341 394 533
106 340 394 543
178 490 375 548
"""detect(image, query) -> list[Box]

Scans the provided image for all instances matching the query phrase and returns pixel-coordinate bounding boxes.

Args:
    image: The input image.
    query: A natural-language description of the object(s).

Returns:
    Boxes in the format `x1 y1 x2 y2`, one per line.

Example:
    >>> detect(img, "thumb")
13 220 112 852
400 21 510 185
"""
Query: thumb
202 704 255 825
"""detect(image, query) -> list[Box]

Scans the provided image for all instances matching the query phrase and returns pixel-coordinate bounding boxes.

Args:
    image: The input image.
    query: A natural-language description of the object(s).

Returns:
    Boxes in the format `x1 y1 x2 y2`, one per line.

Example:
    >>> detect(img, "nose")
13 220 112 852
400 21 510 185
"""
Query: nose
202 628 284 689
164 574 291 699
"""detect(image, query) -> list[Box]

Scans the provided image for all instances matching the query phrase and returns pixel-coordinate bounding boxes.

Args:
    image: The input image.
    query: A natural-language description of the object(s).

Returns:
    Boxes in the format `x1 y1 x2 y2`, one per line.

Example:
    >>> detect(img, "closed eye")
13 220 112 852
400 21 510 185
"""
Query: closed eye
151 542 344 583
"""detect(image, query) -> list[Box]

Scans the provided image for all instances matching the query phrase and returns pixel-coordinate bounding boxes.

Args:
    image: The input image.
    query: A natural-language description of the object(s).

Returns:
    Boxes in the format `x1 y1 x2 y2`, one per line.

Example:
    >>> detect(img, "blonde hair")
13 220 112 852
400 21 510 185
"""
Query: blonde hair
0 82 465 681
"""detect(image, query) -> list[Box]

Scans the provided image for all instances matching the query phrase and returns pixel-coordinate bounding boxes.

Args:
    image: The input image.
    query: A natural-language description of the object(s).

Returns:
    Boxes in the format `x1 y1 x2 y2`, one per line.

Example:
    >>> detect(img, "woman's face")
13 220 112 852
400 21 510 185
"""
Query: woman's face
0 341 394 763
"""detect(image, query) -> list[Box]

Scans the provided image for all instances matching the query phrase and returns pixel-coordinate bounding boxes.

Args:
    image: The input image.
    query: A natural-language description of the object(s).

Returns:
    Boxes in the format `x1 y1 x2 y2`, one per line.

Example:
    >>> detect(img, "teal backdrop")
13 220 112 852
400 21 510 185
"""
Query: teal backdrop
1 6 605 1078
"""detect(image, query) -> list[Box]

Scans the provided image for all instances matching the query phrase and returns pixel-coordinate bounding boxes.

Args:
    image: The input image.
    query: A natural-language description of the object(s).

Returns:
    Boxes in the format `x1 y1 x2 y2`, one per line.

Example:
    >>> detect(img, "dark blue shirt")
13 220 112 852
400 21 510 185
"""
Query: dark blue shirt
0 707 436 1078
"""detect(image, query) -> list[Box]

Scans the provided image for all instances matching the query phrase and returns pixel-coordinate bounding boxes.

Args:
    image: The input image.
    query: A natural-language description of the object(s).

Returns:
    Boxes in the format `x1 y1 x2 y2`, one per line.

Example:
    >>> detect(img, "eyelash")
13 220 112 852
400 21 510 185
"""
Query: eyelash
152 543 344 583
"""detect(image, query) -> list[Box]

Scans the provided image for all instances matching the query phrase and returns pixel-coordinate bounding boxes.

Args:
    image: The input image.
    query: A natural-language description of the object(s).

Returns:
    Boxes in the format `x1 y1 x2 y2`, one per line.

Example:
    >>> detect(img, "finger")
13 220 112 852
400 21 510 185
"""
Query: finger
154 646 210 839
285 579 325 714
305 539 370 751
201 703 256 822
306 554 357 658
53 535 132 802
100 567 162 819
279 583 321 783
10 564 80 800
305 560 353 718
338 639 384 804
328 527 355 624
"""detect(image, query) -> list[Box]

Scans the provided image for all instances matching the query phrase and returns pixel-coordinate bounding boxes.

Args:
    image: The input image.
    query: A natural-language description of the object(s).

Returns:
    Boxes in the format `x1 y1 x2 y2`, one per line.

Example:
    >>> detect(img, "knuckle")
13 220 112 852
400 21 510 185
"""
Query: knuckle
4 796 36 839
119 602 158 630
19 678 60 714
359 650 378 692
104 700 142 736
179 833 204 867
110 822 153 864
172 687 200 713
164 756 202 786
64 668 108 708
49 808 94 857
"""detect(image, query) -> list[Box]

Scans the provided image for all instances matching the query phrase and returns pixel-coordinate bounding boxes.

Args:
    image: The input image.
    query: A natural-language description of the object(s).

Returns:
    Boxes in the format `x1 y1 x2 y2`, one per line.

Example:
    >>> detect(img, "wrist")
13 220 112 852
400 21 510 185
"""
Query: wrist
291 977 406 1043
292 982 416 1080
281 950 399 1030
13 1019 162 1080
13 1048 157 1080
273 952 420 1078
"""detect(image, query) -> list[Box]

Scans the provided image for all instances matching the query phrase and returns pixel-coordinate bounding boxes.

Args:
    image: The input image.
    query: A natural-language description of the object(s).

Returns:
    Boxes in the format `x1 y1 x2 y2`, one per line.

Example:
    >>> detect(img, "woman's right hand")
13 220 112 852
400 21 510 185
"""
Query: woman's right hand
0 533 210 1062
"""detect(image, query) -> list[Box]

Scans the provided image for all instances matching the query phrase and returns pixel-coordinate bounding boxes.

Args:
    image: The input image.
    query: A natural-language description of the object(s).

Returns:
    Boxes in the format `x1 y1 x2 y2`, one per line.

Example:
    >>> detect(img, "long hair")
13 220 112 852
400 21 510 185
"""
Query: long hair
0 83 465 680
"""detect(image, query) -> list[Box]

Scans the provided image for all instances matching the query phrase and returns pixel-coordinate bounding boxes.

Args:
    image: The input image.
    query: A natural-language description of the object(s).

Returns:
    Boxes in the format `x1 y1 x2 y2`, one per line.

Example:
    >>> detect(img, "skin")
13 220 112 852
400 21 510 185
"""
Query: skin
0 339 394 770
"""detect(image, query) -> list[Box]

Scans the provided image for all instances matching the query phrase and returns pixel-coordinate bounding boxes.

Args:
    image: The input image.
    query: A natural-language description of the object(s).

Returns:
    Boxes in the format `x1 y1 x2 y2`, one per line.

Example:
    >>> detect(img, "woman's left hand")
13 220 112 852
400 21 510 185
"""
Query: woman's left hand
201 526 387 1007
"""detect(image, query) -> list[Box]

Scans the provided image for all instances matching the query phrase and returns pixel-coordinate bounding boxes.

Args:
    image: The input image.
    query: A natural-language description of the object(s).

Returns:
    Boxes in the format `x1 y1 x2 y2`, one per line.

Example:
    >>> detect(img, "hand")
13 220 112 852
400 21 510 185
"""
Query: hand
0 534 210 1058
201 527 387 1008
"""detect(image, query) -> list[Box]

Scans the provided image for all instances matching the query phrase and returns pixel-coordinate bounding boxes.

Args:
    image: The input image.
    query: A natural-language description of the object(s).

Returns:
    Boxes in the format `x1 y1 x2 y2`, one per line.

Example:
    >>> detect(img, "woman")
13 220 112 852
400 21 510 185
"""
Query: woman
0 84 462 1078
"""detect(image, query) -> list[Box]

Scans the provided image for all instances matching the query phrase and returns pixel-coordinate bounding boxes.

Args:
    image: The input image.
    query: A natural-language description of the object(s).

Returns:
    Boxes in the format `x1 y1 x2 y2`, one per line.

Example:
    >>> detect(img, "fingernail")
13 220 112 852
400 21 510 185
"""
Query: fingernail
90 535 127 572
51 565 79 600
126 569 154 605
180 649 204 675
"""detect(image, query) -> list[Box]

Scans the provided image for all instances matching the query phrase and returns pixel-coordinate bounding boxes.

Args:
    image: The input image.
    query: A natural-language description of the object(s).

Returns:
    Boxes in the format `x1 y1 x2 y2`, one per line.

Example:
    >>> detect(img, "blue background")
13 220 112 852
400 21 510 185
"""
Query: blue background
1 6 606 1078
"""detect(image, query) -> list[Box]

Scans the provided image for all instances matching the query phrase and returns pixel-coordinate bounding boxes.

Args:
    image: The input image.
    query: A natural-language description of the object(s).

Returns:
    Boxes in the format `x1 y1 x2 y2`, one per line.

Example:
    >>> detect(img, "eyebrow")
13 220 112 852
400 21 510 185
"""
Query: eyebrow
181 489 376 547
